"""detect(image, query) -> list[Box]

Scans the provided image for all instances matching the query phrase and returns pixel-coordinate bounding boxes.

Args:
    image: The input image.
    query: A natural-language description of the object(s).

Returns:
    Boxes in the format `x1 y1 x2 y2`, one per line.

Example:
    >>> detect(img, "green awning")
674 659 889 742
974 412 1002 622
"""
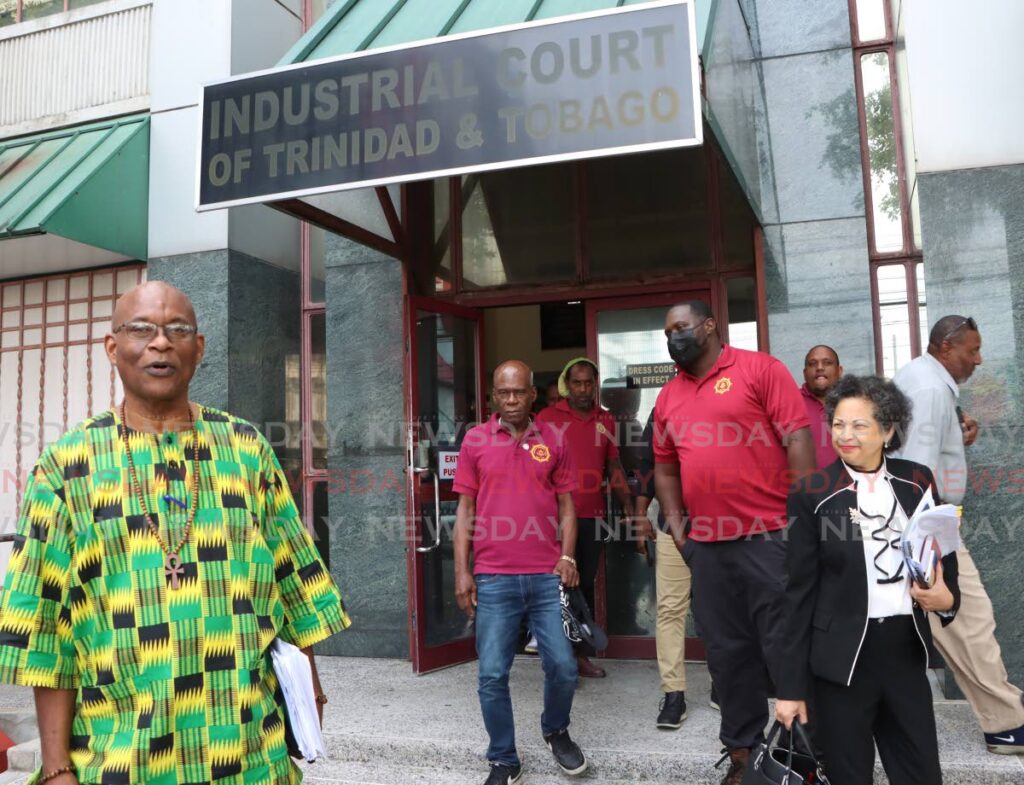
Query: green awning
280 0 712 65
0 115 149 259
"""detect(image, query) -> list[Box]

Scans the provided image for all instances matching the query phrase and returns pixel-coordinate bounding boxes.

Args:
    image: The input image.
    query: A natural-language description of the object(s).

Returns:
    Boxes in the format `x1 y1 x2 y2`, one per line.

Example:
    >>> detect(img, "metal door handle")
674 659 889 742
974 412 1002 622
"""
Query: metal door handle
416 472 443 553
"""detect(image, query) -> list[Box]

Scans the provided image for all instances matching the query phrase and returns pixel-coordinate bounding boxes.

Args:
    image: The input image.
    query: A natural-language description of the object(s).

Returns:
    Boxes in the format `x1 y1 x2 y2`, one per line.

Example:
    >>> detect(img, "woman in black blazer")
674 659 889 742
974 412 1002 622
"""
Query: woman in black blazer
776 375 960 785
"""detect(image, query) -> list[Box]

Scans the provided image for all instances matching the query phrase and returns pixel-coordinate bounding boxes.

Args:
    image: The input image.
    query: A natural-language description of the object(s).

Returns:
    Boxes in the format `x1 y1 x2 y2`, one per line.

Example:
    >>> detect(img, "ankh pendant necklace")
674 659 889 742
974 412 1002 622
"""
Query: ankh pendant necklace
120 402 201 591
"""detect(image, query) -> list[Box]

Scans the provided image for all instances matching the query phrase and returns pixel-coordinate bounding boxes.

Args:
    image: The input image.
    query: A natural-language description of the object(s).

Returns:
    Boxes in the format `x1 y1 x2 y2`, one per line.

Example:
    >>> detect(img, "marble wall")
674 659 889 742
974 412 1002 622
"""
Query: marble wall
918 164 1024 688
147 252 232 411
151 247 406 657
748 0 876 376
148 251 300 430
318 236 408 657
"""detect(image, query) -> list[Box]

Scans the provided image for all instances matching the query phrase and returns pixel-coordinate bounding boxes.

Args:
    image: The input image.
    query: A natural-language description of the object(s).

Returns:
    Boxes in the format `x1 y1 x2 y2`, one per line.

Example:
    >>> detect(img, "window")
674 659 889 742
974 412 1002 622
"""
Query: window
860 51 902 255
461 166 577 289
724 276 759 351
586 147 711 277
0 266 145 526
296 2 331 537
0 0 104 26
872 260 926 377
850 0 923 374
852 0 888 42
420 141 755 296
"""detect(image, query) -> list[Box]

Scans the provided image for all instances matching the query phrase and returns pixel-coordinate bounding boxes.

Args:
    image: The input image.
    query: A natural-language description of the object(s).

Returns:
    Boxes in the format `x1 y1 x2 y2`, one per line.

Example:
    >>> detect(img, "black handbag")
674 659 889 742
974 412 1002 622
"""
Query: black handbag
742 720 831 785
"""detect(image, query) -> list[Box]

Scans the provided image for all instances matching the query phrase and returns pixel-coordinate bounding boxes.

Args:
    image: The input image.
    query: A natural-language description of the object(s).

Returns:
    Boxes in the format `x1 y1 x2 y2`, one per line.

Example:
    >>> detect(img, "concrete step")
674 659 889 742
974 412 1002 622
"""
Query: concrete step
300 758 687 785
310 730 1024 785
315 733 724 784
0 773 30 785
0 659 1021 784
311 657 1024 785
5 738 38 773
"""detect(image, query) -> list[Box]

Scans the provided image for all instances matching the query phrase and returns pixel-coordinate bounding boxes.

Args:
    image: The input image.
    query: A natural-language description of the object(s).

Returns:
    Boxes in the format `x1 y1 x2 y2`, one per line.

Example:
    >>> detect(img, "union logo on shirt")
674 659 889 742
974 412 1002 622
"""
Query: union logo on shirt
714 377 733 395
530 444 551 463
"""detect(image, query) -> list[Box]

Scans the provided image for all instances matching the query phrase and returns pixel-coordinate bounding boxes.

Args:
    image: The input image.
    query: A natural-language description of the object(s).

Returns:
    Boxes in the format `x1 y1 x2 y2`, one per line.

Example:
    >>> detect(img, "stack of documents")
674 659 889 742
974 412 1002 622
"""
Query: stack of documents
901 503 962 588
271 638 327 762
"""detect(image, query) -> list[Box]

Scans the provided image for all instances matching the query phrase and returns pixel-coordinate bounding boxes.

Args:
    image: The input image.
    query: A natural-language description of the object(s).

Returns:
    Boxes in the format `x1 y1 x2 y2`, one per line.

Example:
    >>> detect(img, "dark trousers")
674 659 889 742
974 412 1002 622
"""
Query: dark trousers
813 616 942 785
683 531 787 750
574 517 605 656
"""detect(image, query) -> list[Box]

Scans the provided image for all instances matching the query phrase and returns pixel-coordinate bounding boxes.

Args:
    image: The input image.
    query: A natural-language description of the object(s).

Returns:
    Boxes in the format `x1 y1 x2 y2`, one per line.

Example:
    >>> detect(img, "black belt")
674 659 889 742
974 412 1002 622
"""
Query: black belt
868 614 913 625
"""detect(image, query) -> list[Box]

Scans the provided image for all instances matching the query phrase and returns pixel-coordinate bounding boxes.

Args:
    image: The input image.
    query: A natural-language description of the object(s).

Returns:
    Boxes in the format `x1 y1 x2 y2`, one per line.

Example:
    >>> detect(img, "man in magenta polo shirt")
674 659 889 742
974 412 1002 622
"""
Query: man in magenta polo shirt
536 357 633 679
653 302 815 785
800 344 843 468
453 360 588 785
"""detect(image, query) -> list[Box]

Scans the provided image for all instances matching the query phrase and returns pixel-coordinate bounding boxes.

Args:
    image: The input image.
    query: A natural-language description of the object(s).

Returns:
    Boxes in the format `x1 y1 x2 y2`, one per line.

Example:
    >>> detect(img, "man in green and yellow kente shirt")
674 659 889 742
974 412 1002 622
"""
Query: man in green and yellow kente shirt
0 282 349 785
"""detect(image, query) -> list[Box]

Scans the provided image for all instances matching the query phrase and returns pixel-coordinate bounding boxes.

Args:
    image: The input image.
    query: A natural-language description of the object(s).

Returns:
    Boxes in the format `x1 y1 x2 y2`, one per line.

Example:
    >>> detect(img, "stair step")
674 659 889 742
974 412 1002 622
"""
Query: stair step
299 758 698 785
316 736 726 785
5 738 38 773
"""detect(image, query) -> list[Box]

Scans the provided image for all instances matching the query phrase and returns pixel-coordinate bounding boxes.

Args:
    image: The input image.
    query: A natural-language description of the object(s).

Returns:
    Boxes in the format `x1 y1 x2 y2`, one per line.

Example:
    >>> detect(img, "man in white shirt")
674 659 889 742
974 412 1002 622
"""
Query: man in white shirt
893 315 1024 754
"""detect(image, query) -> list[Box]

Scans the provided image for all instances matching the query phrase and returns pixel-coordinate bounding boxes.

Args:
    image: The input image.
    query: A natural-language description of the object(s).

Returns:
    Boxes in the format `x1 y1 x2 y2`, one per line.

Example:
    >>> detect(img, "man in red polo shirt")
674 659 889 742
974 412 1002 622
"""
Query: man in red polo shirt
536 358 633 679
454 360 588 785
653 302 814 785
800 344 843 468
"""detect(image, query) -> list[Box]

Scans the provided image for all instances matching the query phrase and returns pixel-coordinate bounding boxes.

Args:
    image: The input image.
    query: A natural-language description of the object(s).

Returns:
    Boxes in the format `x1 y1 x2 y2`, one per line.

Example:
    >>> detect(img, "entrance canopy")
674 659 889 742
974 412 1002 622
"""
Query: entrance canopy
280 0 713 66
0 115 149 277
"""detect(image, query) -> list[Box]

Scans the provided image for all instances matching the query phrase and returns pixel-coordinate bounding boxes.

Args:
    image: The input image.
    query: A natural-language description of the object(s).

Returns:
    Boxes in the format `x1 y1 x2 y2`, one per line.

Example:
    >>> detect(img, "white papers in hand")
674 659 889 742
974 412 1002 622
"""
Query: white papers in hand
271 638 327 763
907 503 962 556
901 503 961 588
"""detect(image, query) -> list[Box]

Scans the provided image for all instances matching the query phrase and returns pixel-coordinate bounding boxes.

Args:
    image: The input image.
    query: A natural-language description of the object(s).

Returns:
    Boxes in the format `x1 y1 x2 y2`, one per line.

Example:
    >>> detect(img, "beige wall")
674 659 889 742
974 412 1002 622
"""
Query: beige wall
483 305 586 386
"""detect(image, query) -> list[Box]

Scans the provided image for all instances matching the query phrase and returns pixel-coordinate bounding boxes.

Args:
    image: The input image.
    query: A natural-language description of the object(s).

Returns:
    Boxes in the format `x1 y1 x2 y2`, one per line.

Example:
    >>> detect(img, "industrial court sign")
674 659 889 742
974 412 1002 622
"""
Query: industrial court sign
196 0 700 210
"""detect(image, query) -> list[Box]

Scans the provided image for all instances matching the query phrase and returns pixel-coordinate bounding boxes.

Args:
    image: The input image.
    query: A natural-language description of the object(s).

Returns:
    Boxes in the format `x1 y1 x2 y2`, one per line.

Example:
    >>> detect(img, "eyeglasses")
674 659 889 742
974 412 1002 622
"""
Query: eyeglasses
493 388 531 401
939 316 977 344
112 321 198 342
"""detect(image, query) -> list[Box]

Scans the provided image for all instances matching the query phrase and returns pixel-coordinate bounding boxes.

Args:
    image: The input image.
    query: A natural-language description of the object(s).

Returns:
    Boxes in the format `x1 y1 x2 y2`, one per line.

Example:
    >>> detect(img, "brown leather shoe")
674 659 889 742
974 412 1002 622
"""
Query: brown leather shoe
576 655 606 678
719 748 750 785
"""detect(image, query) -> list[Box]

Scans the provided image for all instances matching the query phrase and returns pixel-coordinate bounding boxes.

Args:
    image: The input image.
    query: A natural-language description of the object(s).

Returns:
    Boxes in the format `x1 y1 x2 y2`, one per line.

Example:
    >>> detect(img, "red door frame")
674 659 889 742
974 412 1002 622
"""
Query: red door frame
405 295 485 673
403 282 750 667
584 288 712 661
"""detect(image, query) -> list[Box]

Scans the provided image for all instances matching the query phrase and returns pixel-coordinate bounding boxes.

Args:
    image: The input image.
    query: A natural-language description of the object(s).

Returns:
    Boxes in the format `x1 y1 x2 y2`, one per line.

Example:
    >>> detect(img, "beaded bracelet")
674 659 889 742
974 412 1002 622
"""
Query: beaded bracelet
39 764 75 783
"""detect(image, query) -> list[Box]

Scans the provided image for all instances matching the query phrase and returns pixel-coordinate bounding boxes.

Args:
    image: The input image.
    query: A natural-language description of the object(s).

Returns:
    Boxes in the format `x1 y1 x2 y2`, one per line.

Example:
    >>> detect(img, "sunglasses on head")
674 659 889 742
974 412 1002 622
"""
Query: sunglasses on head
939 316 977 344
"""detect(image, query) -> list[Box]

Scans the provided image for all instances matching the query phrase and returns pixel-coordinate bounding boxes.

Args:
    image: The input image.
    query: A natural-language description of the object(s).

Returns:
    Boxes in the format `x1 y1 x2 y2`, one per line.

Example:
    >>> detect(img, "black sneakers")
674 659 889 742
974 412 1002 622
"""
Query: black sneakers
543 728 588 776
984 722 1024 754
483 762 523 785
656 690 688 729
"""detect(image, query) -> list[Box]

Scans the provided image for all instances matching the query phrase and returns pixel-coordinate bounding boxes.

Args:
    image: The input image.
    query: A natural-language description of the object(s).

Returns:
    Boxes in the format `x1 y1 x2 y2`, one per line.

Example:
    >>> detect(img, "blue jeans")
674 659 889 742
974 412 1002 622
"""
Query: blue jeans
475 573 578 766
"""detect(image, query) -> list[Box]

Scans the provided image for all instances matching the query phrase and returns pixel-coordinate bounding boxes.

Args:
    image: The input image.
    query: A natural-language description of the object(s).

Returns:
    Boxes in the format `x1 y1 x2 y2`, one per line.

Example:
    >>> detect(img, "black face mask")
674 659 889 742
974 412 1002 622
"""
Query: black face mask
667 323 706 368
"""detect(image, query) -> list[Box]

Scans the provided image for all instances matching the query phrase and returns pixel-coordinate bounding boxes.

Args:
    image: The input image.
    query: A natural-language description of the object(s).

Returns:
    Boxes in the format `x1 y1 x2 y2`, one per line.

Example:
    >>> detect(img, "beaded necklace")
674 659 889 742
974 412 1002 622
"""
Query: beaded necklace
120 402 200 590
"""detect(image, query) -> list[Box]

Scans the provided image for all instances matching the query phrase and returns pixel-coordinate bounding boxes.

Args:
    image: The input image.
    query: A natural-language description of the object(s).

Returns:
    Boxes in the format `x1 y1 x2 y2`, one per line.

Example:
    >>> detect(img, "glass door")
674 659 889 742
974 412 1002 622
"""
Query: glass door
406 297 484 673
585 290 712 660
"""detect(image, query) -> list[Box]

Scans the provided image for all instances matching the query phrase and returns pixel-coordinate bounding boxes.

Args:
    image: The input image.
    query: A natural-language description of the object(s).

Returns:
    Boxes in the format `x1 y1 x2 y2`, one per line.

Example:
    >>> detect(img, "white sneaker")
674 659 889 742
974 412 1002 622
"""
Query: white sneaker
524 635 538 654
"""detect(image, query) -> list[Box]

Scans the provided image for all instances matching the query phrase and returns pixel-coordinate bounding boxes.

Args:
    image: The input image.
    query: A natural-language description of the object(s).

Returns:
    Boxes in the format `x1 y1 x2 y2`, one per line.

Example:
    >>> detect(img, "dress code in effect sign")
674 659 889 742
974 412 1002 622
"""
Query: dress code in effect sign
196 1 699 209
626 362 677 388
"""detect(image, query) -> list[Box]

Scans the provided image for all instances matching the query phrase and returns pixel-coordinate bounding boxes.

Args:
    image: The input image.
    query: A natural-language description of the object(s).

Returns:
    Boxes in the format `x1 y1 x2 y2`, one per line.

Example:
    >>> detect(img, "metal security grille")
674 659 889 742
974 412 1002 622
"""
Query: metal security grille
0 265 145 534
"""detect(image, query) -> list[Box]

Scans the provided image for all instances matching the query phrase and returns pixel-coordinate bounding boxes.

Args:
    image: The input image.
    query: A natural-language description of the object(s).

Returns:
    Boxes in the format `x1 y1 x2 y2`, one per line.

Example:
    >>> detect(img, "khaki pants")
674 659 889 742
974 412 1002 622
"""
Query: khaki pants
655 528 691 693
929 545 1024 733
